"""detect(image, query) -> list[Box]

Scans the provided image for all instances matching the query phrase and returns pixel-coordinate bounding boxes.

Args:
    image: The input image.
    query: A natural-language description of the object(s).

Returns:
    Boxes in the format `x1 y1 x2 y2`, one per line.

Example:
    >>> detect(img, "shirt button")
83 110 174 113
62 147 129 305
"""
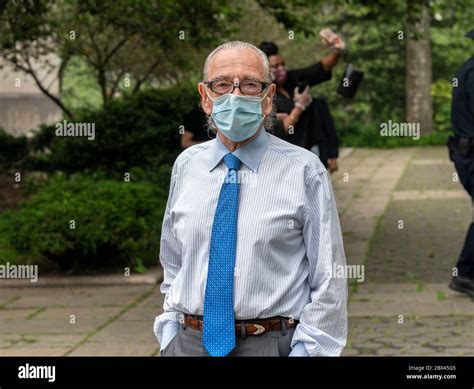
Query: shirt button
234 268 239 277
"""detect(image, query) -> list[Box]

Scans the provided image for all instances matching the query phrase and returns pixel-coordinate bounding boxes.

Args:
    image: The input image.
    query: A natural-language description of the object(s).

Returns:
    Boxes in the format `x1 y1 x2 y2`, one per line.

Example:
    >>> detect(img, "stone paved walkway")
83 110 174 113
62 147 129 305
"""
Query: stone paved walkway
334 147 474 356
1 146 473 356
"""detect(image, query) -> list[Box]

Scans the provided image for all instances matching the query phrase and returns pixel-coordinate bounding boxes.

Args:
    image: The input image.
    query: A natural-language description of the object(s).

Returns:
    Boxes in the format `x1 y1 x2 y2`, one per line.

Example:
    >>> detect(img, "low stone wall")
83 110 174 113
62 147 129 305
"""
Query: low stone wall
0 95 62 136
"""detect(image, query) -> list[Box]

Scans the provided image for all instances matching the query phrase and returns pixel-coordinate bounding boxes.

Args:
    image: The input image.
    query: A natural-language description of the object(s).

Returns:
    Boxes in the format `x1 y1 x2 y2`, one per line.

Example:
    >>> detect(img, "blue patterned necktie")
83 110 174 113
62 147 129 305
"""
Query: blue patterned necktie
203 153 241 357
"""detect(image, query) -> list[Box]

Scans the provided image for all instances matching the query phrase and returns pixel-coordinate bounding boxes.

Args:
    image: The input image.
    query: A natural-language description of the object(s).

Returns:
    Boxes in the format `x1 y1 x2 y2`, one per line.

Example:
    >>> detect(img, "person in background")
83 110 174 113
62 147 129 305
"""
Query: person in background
259 28 344 172
181 105 213 149
448 29 474 298
310 96 340 170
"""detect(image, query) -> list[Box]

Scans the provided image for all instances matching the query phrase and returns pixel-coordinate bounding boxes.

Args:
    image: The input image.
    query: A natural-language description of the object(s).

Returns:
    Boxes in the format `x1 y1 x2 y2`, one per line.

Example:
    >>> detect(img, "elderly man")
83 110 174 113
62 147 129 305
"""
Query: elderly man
153 41 348 357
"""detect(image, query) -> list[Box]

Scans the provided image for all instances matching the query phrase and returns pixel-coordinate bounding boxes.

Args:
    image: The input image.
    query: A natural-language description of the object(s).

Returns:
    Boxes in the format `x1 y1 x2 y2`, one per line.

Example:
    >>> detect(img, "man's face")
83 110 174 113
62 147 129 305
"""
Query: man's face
268 54 287 85
268 54 285 71
198 48 276 119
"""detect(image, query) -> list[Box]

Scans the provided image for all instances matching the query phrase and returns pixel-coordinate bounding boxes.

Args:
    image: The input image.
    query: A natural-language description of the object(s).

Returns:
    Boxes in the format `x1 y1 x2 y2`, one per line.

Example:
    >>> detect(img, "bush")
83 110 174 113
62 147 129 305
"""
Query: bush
0 212 24 266
29 85 198 177
3 174 167 272
338 121 451 148
0 128 28 171
432 79 452 133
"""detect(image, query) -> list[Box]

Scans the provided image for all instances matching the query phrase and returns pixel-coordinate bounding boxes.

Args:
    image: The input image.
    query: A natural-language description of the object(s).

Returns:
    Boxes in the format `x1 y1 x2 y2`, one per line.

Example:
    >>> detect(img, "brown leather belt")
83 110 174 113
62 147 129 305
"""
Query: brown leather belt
184 314 298 336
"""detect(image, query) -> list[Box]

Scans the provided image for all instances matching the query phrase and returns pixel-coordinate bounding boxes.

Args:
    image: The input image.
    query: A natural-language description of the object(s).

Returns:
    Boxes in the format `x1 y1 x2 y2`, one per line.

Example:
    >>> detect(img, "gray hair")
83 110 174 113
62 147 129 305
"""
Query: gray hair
202 41 276 133
203 40 273 83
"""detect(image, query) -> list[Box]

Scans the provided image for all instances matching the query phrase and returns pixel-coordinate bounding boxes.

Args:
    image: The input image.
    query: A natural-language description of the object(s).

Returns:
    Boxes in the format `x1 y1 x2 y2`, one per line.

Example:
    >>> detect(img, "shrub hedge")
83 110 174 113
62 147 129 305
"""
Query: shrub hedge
1 86 201 272
0 128 28 171
29 85 198 177
2 174 167 271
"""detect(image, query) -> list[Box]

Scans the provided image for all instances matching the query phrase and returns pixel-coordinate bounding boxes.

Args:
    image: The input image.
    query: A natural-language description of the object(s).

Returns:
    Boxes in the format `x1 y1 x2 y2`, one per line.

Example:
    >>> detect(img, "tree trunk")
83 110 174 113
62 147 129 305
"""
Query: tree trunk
0 0 7 16
15 62 75 120
98 68 108 106
405 0 433 134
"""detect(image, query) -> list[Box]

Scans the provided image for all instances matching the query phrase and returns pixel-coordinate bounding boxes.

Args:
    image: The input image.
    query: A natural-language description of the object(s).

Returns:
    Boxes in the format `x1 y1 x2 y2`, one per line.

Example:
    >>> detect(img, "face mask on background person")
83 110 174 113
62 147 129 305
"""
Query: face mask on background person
207 90 268 142
272 67 287 86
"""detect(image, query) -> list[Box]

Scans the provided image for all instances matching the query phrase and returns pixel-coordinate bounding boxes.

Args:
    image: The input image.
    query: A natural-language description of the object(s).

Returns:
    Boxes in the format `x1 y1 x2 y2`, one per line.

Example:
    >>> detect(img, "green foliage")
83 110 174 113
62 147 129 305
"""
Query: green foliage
0 0 243 115
4 86 189 273
0 212 24 266
61 57 102 113
432 79 452 133
3 174 167 271
0 129 28 171
339 122 450 148
29 86 197 178
436 290 446 301
224 0 474 144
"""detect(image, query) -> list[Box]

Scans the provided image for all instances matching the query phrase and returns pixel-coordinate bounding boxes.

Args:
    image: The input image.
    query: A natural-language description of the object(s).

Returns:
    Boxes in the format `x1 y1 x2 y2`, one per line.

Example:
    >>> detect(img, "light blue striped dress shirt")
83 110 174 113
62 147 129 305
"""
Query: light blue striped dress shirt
153 128 348 356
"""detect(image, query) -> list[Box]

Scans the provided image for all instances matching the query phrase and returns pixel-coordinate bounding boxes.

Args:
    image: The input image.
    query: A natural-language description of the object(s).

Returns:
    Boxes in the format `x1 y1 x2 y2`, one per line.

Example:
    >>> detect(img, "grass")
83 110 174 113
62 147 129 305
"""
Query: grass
27 307 46 320
350 279 359 294
0 296 20 309
416 281 424 292
436 291 446 301
21 336 39 345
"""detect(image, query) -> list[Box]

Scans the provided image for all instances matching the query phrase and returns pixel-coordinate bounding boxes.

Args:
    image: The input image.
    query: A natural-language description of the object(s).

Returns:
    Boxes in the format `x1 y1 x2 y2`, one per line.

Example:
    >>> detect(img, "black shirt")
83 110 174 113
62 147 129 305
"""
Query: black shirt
452 55 474 137
183 105 212 142
272 61 338 157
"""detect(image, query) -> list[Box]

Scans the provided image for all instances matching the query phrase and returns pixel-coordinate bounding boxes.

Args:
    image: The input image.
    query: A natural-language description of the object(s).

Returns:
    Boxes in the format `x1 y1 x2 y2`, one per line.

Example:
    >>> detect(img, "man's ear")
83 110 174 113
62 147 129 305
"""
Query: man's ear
198 83 212 116
263 83 276 116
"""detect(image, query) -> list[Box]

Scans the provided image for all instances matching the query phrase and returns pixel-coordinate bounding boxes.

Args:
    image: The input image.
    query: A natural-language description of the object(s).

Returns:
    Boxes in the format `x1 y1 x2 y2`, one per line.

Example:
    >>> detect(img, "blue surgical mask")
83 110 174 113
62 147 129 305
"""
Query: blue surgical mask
207 91 268 142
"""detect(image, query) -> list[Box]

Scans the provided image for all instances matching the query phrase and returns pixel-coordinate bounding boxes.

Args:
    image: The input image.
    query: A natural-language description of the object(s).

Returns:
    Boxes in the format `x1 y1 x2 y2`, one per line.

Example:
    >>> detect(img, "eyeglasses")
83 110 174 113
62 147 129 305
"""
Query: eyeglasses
205 78 269 96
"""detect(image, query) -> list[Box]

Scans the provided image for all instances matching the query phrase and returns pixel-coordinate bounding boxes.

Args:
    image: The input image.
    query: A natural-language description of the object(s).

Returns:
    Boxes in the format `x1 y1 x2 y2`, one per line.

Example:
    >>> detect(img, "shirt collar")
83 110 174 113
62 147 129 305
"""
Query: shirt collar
208 128 269 173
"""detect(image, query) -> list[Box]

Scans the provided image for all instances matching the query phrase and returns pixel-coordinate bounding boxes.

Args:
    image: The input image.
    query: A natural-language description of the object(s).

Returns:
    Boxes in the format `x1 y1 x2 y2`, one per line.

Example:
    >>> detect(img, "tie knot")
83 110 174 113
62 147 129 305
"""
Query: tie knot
223 153 241 171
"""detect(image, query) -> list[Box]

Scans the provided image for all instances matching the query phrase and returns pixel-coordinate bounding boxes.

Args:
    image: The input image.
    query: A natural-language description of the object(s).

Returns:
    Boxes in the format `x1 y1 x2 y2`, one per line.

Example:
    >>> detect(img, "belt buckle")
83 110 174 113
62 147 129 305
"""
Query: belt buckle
252 324 266 335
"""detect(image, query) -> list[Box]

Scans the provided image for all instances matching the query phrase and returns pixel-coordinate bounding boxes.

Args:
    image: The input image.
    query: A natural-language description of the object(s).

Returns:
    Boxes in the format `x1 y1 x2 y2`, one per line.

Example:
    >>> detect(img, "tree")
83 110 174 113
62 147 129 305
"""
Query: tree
0 0 74 117
406 0 433 134
0 0 243 116
0 0 7 15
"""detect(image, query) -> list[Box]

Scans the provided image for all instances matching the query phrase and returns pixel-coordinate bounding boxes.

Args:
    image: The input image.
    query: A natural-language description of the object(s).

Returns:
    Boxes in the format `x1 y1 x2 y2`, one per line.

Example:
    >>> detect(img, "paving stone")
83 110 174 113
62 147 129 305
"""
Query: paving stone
0 348 70 356
117 306 162 322
341 348 360 356
347 316 474 356
68 342 157 356
33 307 121 321
392 190 467 201
0 308 39 320
0 316 101 335
411 147 451 160
442 348 474 356
87 321 157 343
396 163 459 191
365 199 470 282
7 285 150 308
0 334 83 350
